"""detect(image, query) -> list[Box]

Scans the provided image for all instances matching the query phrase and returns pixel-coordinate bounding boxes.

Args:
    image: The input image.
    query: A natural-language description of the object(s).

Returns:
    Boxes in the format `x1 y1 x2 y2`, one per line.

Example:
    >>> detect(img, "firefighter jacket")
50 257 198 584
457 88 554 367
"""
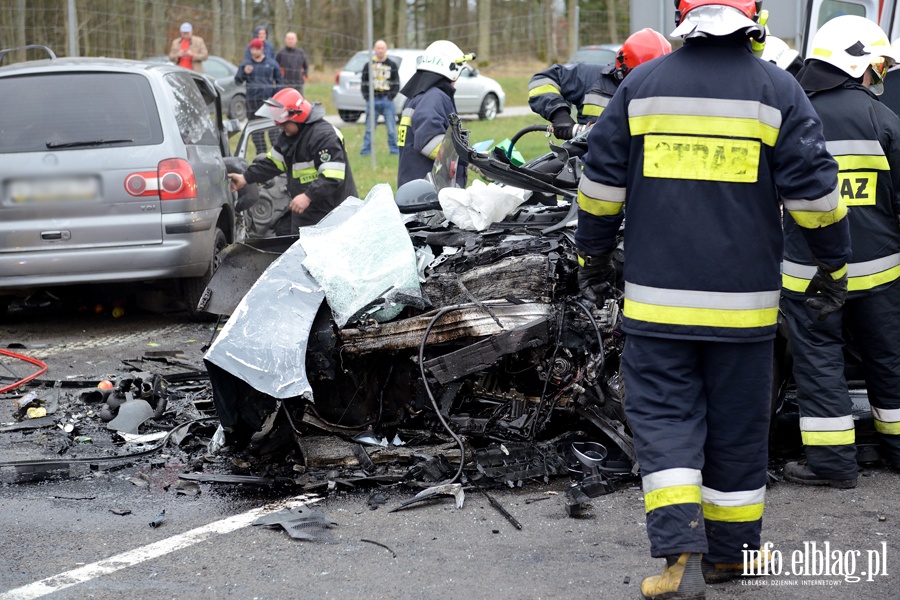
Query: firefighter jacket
243 104 357 227
784 72 900 299
575 37 851 342
528 63 620 124
397 85 455 187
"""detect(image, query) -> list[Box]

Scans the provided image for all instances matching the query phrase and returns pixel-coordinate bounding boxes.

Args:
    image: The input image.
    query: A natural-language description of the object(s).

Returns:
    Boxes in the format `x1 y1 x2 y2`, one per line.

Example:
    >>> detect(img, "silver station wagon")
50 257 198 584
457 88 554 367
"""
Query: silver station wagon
0 47 237 316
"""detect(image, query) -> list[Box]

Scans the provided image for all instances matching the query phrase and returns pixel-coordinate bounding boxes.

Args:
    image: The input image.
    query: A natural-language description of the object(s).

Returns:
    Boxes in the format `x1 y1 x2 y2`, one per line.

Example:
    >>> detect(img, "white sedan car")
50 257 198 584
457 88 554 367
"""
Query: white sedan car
332 48 505 122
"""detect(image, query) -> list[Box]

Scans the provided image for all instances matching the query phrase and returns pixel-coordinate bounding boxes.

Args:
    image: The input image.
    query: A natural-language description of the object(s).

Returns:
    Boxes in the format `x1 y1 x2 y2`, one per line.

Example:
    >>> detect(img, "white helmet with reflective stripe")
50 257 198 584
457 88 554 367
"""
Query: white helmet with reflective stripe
417 40 475 82
760 35 799 70
810 15 900 79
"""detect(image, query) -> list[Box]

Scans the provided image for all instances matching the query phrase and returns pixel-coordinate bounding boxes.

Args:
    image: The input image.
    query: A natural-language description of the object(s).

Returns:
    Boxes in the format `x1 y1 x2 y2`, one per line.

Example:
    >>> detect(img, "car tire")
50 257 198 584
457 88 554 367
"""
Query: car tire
182 226 227 321
478 93 499 121
339 110 362 123
229 94 247 121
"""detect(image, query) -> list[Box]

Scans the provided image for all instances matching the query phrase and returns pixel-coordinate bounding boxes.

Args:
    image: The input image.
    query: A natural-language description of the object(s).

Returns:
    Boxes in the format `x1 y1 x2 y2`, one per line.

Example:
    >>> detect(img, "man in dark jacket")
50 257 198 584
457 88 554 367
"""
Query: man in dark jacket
782 15 900 489
236 38 283 153
228 89 356 232
360 40 401 156
575 2 851 597
276 32 309 95
397 40 473 186
244 25 276 62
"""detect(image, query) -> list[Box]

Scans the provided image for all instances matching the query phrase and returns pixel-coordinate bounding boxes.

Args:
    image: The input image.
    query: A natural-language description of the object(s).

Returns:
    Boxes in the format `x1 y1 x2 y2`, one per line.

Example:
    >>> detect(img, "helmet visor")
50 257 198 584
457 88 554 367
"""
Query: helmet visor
255 98 289 122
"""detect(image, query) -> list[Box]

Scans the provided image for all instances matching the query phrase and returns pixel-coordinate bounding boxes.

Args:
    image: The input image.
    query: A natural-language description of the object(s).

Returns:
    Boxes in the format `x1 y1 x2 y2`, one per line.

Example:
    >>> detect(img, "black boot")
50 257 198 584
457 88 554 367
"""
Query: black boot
783 461 856 489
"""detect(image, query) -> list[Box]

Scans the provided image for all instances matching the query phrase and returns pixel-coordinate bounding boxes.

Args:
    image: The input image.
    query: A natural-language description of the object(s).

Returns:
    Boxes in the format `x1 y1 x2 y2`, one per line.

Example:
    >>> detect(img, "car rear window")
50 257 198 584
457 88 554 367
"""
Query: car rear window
0 72 163 153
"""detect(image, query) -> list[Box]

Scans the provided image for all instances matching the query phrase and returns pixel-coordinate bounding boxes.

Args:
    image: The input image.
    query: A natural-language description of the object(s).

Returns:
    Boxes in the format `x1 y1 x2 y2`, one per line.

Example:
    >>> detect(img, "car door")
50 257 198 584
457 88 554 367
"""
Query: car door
453 68 481 114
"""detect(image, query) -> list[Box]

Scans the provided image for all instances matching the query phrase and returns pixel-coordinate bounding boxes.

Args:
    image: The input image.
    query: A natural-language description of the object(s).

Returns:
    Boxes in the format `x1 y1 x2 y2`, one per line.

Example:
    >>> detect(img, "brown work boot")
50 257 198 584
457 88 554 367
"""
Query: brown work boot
640 553 706 599
702 545 773 584
783 461 857 489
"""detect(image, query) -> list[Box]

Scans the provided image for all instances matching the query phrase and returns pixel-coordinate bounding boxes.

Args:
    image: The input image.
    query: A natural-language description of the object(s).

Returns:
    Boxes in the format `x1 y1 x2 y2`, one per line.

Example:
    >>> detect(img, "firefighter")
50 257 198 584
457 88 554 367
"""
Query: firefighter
782 16 900 488
396 40 474 187
574 1 851 598
760 35 802 75
228 88 357 233
527 28 671 140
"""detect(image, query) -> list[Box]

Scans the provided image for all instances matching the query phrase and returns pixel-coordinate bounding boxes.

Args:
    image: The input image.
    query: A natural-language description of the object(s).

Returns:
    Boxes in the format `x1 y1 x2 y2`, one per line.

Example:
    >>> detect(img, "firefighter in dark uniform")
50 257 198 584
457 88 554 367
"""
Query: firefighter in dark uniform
782 16 900 488
396 40 474 187
575 2 852 598
229 88 357 232
528 28 671 140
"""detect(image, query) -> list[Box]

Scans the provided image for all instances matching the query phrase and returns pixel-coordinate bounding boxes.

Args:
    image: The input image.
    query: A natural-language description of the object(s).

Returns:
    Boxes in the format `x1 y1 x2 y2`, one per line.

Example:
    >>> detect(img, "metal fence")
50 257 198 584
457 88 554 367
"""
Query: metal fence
0 0 632 70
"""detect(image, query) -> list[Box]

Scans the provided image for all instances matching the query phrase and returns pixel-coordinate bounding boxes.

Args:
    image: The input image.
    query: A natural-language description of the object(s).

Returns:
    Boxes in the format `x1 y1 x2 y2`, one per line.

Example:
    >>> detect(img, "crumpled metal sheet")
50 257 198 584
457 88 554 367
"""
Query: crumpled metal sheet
297 184 425 327
203 202 364 401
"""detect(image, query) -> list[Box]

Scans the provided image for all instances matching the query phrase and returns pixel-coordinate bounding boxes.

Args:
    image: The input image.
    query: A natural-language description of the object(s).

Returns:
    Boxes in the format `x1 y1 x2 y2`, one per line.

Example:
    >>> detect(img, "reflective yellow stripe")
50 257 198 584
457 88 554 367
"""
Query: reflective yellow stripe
321 169 345 180
643 134 760 183
423 134 444 160
812 47 833 58
875 420 900 435
783 257 900 293
702 502 765 523
267 150 286 172
624 299 778 328
801 430 855 446
644 485 702 513
582 104 603 117
630 115 779 146
292 167 318 184
578 189 623 216
787 201 848 228
528 84 561 98
831 264 847 279
834 155 889 171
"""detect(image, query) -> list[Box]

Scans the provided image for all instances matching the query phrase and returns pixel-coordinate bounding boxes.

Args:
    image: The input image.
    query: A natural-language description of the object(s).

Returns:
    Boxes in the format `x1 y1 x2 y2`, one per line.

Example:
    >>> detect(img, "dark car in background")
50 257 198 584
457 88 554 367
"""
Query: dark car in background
0 47 237 316
567 44 620 65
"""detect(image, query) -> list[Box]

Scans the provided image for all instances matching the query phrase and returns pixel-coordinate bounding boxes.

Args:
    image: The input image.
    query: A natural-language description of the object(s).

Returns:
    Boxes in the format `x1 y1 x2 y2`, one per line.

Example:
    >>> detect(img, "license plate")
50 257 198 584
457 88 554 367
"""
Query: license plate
348 81 361 90
8 177 100 203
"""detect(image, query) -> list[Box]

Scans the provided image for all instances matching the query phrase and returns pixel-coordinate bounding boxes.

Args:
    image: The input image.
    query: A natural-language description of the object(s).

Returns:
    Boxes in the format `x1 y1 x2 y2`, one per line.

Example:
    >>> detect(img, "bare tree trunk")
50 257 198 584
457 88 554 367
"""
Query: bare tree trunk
14 0 26 62
274 0 287 51
543 0 554 63
567 0 576 57
607 0 618 44
477 0 490 65
384 0 395 46
151 0 165 56
397 0 408 47
135 1 145 59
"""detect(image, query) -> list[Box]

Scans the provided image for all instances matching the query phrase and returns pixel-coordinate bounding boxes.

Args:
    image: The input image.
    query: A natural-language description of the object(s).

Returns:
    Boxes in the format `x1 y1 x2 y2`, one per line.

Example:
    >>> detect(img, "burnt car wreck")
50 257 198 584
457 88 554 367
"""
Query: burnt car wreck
202 115 635 509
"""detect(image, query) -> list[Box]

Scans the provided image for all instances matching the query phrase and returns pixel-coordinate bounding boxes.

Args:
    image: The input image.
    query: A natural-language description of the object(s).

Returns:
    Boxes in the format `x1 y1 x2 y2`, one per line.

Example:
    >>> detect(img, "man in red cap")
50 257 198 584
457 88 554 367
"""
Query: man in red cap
236 38 283 152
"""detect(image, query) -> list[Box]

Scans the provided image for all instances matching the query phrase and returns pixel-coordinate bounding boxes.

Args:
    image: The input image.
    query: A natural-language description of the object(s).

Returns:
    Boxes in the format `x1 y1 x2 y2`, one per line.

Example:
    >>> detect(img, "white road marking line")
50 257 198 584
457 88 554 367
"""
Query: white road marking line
0 507 266 600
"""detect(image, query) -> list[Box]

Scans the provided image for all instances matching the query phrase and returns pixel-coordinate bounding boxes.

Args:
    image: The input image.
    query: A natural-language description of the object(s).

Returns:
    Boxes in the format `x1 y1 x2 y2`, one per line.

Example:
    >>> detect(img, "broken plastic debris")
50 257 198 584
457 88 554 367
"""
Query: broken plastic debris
389 483 465 512
207 424 226 454
252 505 337 541
26 407 47 419
149 509 166 528
106 399 154 434
118 431 168 445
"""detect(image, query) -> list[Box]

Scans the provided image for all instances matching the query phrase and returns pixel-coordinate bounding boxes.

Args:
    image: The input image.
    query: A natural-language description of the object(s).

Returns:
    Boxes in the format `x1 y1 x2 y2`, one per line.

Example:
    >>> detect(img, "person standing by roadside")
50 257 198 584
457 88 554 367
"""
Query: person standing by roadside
276 32 309 95
244 26 276 62
236 39 283 153
360 40 401 156
228 89 356 232
782 16 900 489
168 22 208 73
574 1 851 598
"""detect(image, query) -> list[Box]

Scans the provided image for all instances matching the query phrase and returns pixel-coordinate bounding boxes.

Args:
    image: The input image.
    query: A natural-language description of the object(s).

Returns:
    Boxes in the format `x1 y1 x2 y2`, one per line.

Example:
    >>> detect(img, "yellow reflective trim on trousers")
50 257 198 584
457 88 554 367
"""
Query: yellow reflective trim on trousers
320 169 345 180
835 155 889 171
838 172 877 206
292 167 318 184
702 502 765 523
875 420 900 435
629 115 779 147
801 429 855 446
578 189 624 216
528 84 561 98
624 299 778 328
582 105 603 117
643 135 760 183
788 201 848 229
644 485 701 513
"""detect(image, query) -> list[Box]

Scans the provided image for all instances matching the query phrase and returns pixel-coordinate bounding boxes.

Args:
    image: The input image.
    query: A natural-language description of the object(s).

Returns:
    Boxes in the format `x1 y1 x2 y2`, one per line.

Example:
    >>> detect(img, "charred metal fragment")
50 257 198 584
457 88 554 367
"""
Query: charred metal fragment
422 254 551 307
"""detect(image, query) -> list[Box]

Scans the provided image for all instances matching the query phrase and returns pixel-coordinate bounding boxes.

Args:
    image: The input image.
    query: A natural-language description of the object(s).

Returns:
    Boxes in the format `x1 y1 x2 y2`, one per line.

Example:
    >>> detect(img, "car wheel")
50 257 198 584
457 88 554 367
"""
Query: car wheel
229 94 247 121
478 93 499 121
182 226 227 321
339 110 362 123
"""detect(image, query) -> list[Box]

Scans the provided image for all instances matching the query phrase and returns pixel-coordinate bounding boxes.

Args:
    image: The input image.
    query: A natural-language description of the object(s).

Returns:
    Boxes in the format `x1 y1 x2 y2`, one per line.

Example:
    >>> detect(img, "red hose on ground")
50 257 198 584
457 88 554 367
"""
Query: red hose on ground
0 349 49 394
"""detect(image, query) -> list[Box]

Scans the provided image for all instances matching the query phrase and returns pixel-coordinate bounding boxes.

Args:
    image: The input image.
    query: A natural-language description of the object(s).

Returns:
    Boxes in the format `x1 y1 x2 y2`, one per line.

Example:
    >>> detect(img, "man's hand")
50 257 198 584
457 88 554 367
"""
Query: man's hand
290 193 311 214
577 252 617 304
805 261 847 321
227 173 246 193
244 64 254 74
551 109 577 141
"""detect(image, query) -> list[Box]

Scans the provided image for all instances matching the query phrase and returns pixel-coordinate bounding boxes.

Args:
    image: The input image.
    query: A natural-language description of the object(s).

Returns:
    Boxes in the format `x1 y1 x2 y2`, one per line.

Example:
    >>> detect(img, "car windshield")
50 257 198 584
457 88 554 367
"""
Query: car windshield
0 72 164 153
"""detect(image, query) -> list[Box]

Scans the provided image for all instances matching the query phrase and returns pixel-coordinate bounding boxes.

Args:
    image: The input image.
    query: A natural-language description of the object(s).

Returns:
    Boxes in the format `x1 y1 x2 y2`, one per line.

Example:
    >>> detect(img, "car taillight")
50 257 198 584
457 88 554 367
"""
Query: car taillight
157 158 197 201
335 72 340 85
124 171 159 197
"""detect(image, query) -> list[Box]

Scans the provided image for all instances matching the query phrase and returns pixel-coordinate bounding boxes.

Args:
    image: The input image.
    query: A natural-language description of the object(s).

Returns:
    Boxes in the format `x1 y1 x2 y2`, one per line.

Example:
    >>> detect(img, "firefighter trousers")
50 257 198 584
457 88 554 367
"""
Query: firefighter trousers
782 281 900 476
622 334 772 565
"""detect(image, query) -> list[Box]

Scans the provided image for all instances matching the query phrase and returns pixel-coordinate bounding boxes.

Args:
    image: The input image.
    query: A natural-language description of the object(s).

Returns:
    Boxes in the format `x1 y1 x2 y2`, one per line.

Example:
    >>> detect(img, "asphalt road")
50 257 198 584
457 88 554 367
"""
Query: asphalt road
0 304 898 599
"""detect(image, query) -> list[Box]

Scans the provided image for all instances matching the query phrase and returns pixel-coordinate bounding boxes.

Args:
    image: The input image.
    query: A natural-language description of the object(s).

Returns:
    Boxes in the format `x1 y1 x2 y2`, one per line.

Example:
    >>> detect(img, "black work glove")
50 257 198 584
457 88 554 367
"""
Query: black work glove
577 252 616 304
551 109 577 141
805 261 847 321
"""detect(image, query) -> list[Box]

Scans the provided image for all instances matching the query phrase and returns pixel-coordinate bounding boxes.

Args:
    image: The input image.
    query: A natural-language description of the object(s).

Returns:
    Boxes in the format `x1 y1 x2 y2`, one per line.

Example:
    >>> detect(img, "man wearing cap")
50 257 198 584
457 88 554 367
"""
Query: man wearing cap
168 22 208 73
236 38 283 152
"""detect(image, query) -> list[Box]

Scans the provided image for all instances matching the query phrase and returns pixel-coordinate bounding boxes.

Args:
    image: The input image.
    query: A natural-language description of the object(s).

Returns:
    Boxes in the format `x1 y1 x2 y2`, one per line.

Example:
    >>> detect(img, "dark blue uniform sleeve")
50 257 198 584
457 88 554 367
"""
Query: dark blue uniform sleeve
412 92 454 161
528 63 609 122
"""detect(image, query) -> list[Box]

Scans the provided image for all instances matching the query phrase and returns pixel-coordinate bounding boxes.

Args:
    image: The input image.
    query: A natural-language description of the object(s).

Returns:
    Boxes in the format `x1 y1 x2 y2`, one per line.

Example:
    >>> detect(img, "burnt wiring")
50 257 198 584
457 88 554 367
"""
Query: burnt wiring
528 305 566 439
